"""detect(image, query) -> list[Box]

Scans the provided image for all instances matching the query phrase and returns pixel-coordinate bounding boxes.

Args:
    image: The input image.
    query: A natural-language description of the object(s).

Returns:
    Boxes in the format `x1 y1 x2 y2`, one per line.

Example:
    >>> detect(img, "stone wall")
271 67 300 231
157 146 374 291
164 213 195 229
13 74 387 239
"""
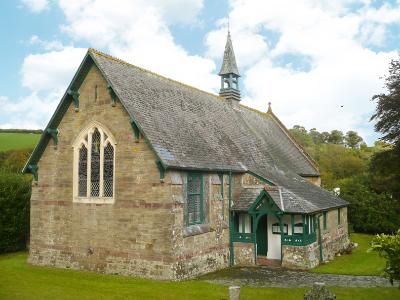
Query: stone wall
281 207 350 269
170 173 230 279
233 242 254 265
282 242 320 269
29 64 177 279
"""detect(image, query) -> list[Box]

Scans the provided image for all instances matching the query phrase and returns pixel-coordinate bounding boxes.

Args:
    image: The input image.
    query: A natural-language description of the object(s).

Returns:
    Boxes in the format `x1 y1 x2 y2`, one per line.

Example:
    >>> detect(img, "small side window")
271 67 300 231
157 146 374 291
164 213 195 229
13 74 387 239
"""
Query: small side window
272 223 288 235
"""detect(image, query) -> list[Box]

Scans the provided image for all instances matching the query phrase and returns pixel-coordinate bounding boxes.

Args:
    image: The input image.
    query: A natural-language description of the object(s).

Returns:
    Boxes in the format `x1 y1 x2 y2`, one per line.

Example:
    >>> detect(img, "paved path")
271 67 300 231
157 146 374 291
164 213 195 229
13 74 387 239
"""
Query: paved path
202 267 395 288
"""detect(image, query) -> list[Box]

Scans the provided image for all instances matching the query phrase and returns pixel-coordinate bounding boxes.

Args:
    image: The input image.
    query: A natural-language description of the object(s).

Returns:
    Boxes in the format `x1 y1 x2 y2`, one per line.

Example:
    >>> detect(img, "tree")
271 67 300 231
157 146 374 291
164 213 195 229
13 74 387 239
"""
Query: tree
371 55 400 147
289 125 313 148
371 230 400 287
345 131 363 148
321 132 330 143
309 128 323 144
370 55 400 201
328 130 344 145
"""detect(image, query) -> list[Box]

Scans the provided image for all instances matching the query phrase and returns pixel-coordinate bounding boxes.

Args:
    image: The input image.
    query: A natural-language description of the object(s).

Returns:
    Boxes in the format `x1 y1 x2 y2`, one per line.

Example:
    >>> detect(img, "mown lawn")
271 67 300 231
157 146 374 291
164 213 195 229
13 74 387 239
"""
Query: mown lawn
312 233 385 276
0 133 40 151
0 252 399 300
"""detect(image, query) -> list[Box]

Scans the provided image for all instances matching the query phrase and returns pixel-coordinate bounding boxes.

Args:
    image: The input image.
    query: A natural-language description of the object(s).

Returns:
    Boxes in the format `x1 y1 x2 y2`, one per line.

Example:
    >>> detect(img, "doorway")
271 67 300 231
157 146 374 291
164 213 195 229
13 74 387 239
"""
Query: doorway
256 215 268 256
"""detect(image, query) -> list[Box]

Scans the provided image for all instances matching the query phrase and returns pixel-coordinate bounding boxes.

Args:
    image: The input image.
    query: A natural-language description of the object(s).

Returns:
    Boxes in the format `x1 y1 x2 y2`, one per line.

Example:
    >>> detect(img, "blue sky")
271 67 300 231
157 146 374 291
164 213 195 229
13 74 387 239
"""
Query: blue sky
1 0 399 144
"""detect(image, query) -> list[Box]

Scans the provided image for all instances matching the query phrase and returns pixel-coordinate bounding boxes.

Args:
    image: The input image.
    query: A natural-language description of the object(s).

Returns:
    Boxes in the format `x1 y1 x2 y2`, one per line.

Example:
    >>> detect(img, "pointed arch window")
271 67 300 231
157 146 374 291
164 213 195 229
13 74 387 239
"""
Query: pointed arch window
73 123 116 203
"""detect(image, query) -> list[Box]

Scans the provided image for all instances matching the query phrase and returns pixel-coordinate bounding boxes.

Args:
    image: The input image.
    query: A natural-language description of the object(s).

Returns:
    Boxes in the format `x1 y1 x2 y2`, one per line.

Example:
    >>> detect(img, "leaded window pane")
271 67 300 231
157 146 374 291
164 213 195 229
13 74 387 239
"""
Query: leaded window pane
103 142 114 197
90 128 101 197
187 174 203 225
78 145 87 197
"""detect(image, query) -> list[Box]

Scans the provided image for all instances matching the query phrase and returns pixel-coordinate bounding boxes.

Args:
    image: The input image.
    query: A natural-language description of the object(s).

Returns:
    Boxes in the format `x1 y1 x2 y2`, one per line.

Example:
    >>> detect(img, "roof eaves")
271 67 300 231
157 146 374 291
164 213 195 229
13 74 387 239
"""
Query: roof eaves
22 51 94 174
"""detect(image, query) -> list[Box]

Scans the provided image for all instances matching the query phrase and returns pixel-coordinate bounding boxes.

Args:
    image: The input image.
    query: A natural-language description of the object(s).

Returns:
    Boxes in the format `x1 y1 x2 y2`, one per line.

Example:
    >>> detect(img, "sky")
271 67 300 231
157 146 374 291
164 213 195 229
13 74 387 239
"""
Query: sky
1 0 399 144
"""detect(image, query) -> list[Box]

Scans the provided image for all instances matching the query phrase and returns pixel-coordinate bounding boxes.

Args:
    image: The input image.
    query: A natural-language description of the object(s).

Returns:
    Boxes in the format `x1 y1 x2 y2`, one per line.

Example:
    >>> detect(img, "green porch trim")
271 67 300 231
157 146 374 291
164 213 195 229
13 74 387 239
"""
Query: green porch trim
107 85 117 107
130 119 141 142
232 232 255 243
27 164 38 181
323 211 327 230
281 232 316 246
246 170 275 186
67 89 80 112
338 208 341 225
248 189 284 263
291 214 295 234
46 128 58 148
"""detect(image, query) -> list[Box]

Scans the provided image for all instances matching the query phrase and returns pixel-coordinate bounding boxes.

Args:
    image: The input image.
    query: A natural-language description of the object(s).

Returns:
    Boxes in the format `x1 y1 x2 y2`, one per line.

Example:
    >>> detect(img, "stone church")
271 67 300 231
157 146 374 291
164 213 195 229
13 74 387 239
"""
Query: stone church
23 32 350 280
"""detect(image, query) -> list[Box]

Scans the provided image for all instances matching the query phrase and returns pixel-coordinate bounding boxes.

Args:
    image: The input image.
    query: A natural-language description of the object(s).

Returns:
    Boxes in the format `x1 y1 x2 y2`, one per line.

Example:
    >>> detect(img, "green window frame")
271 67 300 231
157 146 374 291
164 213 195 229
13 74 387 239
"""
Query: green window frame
186 173 204 226
338 208 341 225
323 211 327 230
218 173 224 220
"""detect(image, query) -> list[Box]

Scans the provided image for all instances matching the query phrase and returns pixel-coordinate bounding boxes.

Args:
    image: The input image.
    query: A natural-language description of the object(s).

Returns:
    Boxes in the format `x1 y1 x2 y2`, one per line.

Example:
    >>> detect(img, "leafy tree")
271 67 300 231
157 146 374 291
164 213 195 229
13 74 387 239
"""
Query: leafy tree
371 230 400 287
328 130 344 145
370 55 400 201
370 148 400 200
321 131 330 143
345 130 363 148
289 125 313 148
371 55 400 147
309 128 324 144
339 175 400 234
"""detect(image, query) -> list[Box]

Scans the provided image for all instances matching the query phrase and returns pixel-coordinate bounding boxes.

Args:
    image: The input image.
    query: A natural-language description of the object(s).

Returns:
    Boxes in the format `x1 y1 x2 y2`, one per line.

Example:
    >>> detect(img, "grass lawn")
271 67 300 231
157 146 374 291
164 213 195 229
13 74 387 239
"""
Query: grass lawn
0 252 399 300
312 233 386 276
0 132 40 151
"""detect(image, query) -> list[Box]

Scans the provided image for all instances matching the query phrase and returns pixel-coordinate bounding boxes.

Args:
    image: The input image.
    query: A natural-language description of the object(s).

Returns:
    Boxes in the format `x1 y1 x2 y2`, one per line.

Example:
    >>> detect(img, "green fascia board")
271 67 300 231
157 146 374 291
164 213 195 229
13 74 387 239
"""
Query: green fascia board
22 50 170 176
248 189 282 214
22 52 95 174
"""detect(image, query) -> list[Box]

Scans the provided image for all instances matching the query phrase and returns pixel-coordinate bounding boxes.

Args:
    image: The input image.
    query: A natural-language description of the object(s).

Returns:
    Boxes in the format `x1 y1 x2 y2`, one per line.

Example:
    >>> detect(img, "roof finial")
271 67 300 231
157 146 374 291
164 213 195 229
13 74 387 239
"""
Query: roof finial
228 15 230 33
267 102 272 113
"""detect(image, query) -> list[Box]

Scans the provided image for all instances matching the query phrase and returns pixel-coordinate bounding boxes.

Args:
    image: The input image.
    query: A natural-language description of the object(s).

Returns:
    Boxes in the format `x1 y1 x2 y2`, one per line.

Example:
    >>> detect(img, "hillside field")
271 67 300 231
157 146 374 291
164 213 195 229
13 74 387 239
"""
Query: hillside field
0 132 40 151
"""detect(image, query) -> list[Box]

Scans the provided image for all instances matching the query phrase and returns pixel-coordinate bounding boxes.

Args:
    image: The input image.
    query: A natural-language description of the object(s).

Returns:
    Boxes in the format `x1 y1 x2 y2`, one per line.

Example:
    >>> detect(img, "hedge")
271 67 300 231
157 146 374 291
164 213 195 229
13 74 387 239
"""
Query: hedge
0 171 31 253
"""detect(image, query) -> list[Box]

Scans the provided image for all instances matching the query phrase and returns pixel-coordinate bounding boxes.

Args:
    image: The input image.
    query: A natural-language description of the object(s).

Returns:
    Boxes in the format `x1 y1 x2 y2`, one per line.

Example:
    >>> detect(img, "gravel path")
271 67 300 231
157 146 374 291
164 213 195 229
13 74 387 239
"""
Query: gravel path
202 267 396 288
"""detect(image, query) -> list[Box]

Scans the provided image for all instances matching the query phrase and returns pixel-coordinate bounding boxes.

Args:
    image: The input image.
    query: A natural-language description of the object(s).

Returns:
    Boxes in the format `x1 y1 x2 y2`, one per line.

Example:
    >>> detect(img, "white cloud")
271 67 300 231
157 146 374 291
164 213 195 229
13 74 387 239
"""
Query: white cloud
0 47 86 129
204 0 399 143
0 92 59 129
21 47 86 92
30 35 64 51
21 0 49 12
56 0 217 91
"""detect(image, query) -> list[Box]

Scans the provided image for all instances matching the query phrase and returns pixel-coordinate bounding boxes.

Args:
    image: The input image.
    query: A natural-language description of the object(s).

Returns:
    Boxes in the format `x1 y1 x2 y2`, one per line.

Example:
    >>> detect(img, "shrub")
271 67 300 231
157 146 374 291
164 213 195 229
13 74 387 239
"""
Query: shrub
371 230 400 287
0 171 31 253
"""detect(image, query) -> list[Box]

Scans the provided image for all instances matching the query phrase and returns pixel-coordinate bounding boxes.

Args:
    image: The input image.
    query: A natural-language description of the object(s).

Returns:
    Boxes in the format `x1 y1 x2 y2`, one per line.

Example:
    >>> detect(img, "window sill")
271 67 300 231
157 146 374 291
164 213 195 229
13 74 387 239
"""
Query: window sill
183 224 211 237
73 197 115 204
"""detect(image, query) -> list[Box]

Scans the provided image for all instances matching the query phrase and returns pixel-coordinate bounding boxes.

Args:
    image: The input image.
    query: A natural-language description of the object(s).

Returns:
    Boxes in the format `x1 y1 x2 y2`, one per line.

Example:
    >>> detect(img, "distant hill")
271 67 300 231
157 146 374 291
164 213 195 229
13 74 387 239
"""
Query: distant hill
0 131 41 152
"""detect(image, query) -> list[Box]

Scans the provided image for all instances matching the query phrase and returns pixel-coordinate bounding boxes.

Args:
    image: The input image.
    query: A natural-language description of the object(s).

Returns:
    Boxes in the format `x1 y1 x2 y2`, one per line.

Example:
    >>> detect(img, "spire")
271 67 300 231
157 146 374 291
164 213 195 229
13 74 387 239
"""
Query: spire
218 31 240 77
219 29 241 107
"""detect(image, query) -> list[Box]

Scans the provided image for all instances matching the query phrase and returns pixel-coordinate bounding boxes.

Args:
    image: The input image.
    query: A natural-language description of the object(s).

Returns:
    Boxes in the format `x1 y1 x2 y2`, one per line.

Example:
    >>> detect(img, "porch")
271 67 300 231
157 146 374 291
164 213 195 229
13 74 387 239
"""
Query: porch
230 188 319 266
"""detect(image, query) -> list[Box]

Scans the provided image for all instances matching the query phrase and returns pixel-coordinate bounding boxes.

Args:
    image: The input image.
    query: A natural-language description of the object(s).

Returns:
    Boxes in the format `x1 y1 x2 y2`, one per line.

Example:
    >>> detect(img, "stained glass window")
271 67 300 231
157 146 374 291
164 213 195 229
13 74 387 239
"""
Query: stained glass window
103 142 114 197
78 145 87 196
75 125 115 200
90 128 101 197
187 173 203 225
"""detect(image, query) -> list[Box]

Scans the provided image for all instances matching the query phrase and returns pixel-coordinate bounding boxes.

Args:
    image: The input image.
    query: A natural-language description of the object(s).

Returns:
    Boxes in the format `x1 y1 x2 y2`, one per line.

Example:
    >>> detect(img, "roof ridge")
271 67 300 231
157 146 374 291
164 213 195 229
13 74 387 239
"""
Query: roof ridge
88 48 224 101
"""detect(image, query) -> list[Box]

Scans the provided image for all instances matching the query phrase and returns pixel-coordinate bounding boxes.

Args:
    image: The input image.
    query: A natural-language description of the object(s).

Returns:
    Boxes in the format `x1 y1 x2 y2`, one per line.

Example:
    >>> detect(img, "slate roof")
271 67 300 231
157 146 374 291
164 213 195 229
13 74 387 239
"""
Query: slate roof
218 32 240 76
23 48 349 214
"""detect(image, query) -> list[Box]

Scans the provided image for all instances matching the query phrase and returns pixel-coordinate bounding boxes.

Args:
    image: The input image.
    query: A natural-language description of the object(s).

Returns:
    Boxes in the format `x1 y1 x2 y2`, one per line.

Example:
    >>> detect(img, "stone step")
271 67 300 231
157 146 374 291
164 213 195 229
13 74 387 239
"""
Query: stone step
256 256 281 267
